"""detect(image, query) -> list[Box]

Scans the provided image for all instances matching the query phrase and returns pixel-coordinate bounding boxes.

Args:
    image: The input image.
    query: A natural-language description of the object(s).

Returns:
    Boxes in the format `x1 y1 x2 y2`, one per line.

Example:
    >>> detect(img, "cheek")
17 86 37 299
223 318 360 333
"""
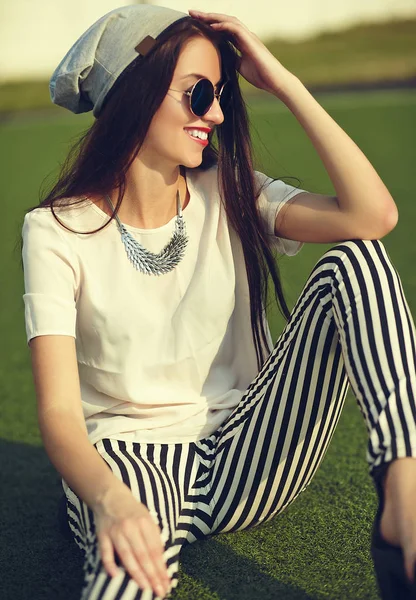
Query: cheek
147 103 187 146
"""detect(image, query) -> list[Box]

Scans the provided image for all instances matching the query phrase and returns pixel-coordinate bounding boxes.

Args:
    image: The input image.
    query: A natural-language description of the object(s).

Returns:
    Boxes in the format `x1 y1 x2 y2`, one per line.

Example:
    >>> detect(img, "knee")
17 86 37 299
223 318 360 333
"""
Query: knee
313 238 393 288
330 238 385 254
321 238 388 267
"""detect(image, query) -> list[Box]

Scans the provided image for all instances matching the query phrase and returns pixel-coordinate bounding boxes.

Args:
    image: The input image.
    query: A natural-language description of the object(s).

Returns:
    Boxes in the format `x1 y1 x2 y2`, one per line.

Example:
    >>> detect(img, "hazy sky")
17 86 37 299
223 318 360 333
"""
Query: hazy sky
1 0 415 80
154 0 416 40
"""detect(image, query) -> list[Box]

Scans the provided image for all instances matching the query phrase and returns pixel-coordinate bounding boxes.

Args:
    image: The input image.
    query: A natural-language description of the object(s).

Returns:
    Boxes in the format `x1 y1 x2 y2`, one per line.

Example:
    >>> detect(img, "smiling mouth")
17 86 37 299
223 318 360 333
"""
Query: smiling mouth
184 130 209 146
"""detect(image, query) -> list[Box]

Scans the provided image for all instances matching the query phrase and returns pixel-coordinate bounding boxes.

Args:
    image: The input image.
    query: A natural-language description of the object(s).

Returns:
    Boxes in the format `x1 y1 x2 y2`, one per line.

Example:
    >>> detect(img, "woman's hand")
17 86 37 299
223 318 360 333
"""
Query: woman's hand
92 484 171 597
188 9 296 98
380 457 416 584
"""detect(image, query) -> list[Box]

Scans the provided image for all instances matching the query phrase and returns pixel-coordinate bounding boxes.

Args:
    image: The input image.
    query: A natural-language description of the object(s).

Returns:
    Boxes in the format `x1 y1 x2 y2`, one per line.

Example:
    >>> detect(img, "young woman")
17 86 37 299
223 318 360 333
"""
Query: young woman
21 5 416 600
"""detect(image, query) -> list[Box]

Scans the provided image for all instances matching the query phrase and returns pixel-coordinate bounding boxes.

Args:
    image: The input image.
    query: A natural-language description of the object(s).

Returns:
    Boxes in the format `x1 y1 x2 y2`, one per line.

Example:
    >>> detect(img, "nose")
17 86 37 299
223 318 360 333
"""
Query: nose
204 96 224 126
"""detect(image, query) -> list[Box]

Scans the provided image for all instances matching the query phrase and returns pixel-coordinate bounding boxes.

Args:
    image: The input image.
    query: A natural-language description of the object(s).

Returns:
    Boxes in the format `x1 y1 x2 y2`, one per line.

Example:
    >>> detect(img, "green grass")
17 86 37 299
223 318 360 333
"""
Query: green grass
260 18 416 88
1 18 415 113
1 89 416 599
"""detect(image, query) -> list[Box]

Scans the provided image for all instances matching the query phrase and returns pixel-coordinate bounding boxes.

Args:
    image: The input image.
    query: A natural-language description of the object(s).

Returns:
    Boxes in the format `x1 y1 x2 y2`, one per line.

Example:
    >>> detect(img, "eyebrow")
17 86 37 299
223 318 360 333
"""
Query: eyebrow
180 73 222 86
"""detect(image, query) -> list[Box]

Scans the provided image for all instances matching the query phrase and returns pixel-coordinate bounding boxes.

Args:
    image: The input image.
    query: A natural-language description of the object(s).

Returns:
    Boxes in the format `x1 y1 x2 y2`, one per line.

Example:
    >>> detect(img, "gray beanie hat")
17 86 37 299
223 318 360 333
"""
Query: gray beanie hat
50 4 189 117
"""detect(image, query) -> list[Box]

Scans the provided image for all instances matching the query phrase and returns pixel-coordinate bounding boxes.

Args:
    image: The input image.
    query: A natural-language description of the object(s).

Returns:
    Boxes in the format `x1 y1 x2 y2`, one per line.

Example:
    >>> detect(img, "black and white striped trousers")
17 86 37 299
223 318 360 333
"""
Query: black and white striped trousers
64 239 416 599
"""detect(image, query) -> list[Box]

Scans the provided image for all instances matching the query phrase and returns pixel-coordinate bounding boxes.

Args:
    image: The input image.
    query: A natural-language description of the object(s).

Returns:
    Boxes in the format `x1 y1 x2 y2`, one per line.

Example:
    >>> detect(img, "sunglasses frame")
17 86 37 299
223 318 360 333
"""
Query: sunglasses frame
169 77 230 117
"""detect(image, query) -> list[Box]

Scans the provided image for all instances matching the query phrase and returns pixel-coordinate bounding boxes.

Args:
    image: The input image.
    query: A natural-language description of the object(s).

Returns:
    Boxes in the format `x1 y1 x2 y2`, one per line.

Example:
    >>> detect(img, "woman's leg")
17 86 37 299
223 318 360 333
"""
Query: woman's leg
204 239 416 535
65 437 209 600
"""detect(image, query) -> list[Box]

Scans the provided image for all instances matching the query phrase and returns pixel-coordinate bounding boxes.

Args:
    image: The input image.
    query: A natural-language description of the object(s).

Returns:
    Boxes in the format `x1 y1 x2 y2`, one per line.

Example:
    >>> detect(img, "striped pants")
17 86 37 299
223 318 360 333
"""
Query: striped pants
64 239 416 599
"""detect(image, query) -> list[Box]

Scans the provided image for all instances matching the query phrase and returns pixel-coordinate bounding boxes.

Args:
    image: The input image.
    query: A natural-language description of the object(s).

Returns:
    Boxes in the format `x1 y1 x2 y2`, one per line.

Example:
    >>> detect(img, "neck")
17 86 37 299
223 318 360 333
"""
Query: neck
106 162 188 229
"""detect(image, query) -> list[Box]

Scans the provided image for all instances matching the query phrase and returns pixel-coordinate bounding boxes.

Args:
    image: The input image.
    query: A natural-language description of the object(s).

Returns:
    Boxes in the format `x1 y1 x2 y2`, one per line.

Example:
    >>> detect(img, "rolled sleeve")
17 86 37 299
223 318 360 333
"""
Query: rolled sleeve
255 170 307 256
22 209 78 345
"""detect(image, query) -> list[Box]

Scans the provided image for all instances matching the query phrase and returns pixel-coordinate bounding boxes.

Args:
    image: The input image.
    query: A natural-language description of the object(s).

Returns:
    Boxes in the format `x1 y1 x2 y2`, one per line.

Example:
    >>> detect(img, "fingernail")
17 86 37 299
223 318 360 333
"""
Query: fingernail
155 584 165 597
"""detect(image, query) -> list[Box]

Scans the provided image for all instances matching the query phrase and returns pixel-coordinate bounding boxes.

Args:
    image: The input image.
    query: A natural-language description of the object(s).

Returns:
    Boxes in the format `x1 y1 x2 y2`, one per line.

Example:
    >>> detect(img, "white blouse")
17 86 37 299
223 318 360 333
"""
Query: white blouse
22 165 305 452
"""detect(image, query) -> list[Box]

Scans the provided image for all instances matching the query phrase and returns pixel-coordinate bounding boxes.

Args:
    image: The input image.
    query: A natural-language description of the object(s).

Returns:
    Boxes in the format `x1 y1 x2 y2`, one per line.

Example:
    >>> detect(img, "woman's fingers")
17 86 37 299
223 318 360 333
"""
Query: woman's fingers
123 521 169 596
138 517 171 587
99 532 120 578
98 518 170 597
188 10 255 52
112 528 155 591
188 10 248 33
188 9 243 25
93 488 171 596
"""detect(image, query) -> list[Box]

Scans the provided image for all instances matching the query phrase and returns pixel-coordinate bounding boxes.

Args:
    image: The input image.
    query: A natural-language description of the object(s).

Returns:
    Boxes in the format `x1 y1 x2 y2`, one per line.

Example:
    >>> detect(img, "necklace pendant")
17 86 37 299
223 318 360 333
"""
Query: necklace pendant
118 216 188 276
105 185 188 276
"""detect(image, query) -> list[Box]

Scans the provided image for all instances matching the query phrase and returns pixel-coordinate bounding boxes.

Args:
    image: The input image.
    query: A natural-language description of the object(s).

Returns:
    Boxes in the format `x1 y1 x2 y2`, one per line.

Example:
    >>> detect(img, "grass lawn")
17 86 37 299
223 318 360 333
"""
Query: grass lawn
1 89 415 599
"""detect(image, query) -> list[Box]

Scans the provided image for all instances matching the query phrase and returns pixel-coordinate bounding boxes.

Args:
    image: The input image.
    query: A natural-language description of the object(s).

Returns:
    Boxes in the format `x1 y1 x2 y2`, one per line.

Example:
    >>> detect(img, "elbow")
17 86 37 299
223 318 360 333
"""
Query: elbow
386 203 399 232
362 202 399 240
377 203 399 238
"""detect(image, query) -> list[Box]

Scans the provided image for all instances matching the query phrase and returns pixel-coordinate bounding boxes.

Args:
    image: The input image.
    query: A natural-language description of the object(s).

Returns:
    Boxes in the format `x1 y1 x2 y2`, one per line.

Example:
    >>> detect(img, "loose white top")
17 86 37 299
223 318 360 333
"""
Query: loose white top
22 166 305 450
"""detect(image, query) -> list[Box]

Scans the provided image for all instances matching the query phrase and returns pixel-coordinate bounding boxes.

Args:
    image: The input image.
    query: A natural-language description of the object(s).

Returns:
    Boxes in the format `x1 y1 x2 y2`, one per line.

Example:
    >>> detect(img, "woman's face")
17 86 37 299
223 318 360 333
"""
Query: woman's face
139 36 225 170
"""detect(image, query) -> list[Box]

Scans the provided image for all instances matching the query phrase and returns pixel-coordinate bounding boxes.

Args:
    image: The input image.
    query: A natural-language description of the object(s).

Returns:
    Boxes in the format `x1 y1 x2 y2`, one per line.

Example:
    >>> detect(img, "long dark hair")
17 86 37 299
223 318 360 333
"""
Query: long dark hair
23 16 295 368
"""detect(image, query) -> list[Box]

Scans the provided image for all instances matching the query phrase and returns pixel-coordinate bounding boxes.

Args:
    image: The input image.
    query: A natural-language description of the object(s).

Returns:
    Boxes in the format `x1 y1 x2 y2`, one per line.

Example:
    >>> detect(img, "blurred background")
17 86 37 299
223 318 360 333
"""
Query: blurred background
1 2 416 600
1 0 415 108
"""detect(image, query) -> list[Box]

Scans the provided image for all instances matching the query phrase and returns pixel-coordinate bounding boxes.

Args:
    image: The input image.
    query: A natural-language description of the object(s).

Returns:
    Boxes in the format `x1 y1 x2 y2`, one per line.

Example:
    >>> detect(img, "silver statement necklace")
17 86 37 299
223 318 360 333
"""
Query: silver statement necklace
104 186 188 276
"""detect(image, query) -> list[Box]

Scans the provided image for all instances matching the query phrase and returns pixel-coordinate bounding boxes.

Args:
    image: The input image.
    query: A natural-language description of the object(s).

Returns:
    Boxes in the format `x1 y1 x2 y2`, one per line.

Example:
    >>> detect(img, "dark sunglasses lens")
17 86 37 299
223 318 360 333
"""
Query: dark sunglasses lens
219 82 232 112
191 79 214 116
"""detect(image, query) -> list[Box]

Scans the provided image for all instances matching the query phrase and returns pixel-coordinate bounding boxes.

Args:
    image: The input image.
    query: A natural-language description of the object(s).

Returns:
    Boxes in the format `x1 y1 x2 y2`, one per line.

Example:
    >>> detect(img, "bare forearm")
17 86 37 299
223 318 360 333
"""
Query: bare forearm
38 410 126 510
274 74 397 227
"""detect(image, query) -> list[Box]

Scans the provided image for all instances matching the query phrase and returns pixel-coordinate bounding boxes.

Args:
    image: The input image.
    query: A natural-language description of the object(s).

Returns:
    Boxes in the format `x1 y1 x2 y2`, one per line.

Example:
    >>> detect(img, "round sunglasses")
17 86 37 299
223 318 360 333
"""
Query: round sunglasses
169 78 232 117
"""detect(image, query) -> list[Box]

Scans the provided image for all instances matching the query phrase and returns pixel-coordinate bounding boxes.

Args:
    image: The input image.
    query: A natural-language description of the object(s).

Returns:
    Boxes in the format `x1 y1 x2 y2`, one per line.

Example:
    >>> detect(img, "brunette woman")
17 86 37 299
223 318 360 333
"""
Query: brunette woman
22 5 416 599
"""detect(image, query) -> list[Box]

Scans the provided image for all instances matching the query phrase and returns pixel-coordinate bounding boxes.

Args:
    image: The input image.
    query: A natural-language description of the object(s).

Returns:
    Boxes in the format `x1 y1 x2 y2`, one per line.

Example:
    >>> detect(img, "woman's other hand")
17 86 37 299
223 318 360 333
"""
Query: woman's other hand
188 9 295 98
92 484 171 597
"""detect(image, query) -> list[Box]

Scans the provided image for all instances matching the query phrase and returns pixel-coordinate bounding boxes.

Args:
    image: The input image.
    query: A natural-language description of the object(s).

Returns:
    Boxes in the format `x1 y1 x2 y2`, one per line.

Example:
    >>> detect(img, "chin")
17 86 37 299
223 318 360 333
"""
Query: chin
181 155 204 169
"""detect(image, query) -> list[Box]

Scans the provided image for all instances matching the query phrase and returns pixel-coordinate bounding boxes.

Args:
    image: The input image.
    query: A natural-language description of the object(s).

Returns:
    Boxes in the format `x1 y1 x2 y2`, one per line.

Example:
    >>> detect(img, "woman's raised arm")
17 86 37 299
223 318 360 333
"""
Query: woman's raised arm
189 9 398 243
